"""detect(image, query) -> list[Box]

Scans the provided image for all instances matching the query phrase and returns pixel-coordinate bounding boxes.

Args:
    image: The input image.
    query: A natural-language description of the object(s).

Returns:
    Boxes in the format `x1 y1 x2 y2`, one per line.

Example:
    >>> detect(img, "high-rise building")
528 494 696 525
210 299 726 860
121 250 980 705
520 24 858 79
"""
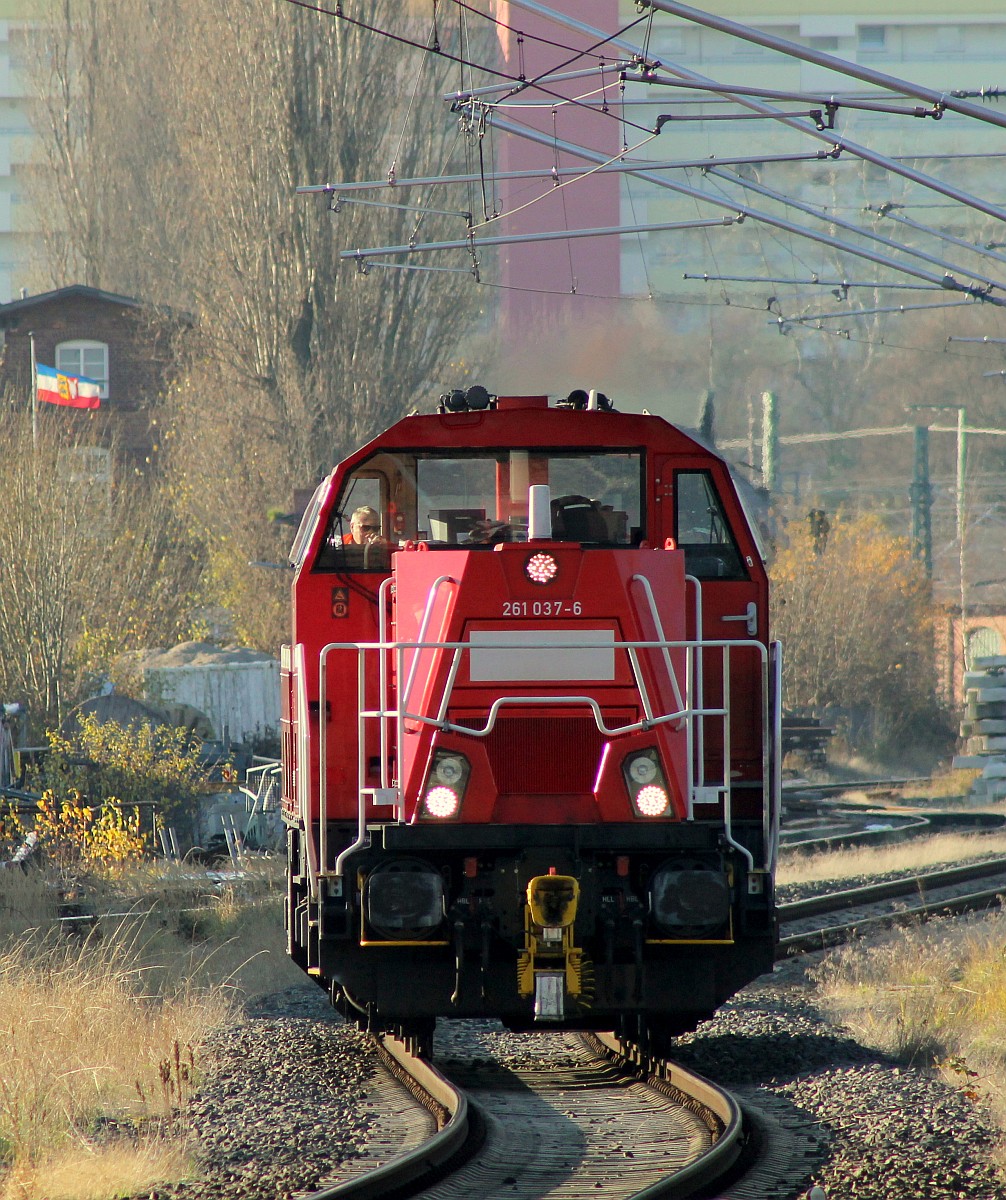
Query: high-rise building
0 6 34 303
616 3 1006 299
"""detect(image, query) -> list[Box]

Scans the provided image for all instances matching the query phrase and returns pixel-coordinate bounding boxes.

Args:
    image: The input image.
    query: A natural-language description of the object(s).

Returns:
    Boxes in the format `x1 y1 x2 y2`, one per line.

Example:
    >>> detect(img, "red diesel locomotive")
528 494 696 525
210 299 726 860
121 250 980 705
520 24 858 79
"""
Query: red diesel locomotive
282 386 780 1052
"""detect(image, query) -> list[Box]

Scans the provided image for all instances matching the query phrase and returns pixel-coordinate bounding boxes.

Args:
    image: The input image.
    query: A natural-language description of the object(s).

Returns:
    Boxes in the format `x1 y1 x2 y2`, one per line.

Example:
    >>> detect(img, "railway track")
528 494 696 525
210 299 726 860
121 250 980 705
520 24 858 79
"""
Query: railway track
777 855 1006 957
306 1027 748 1200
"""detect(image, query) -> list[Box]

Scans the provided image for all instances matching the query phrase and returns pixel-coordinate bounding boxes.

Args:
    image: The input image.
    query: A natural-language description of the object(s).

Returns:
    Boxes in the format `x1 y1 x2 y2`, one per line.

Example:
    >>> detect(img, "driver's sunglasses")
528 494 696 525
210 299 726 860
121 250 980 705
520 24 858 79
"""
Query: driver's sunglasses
358 522 380 531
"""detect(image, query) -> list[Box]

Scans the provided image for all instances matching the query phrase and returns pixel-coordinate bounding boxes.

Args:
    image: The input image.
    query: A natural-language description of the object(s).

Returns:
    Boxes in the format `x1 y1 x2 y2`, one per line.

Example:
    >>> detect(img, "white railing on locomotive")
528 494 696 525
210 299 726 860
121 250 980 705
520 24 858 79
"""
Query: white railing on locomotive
393 572 688 747
683 571 774 875
310 632 770 882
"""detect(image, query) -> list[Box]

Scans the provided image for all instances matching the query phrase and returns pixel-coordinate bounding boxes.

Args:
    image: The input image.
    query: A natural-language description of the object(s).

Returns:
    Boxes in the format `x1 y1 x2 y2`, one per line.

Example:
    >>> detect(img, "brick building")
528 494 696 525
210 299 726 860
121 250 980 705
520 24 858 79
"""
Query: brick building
0 284 188 475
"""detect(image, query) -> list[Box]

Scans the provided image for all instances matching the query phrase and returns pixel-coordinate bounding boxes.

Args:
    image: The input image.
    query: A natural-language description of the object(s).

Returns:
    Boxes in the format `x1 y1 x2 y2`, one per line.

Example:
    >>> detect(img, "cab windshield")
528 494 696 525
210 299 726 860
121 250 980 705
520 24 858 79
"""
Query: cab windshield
313 447 644 572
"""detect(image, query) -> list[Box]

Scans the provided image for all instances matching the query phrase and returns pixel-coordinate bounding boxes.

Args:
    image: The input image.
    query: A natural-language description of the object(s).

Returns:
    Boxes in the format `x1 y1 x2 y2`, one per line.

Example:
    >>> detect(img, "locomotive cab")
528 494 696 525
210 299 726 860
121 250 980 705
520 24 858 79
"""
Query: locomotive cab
282 389 780 1049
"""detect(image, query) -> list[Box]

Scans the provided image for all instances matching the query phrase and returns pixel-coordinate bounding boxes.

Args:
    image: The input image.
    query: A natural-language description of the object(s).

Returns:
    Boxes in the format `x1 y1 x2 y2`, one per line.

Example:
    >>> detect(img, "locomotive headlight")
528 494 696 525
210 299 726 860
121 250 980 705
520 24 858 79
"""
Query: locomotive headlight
627 754 658 786
365 859 445 940
525 552 559 585
649 858 730 936
622 749 672 818
434 755 464 786
421 750 470 819
635 785 670 817
424 786 460 818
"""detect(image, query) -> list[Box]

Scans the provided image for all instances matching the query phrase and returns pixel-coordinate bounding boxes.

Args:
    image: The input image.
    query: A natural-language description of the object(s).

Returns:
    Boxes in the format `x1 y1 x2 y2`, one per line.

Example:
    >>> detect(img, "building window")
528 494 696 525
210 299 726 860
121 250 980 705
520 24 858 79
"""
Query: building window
56 339 109 398
858 25 887 52
937 25 964 55
966 626 1001 669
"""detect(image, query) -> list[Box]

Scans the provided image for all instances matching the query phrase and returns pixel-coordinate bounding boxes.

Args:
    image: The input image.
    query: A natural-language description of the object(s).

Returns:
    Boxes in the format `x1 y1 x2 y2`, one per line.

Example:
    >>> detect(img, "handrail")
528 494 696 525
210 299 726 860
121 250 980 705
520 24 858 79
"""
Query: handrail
377 577 394 791
294 643 318 895
769 641 783 872
439 692 692 739
717 646 754 873
685 575 705 790
629 574 687 714
310 634 771 880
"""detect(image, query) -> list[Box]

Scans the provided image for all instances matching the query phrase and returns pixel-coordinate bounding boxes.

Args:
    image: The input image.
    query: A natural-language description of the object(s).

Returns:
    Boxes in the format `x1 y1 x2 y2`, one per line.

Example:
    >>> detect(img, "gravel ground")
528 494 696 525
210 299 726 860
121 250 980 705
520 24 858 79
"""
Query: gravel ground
131 951 1006 1200
143 988 383 1200
678 958 1006 1200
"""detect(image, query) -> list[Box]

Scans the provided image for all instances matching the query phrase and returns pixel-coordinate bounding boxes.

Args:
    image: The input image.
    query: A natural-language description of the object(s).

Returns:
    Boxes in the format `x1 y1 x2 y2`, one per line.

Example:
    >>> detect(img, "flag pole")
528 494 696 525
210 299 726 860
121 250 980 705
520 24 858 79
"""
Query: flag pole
28 331 37 448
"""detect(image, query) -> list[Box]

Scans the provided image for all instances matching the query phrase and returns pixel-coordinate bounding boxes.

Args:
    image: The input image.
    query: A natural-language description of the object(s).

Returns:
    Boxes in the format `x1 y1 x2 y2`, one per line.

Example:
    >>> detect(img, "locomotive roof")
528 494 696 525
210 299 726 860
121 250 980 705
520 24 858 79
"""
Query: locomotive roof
339 393 722 469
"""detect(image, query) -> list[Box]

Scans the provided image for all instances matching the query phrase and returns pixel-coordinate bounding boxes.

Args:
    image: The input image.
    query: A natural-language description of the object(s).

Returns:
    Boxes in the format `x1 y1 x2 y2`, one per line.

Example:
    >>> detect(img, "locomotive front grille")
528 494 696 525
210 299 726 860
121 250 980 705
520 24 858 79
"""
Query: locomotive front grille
456 715 606 794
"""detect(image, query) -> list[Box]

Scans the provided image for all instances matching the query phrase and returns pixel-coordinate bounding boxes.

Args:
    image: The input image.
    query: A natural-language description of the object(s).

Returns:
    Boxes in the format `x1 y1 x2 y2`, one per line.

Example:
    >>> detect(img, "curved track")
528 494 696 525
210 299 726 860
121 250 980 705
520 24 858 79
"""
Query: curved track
777 857 1006 957
306 1027 745 1200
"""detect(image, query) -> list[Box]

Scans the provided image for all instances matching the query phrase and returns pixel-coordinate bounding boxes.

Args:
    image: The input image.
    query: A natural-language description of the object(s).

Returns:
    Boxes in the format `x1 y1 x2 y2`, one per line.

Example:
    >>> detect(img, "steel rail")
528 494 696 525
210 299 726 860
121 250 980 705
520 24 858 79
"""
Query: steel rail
313 1029 747 1200
778 856 1006 922
776 859 1006 959
776 884 1006 958
306 1034 473 1199
591 1033 746 1198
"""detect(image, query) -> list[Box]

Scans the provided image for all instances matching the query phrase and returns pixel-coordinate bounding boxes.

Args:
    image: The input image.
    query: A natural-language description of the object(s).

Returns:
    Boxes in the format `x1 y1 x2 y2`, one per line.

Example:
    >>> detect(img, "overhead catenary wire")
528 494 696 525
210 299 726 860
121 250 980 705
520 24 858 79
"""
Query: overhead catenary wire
461 114 1006 303
773 298 984 325
637 0 1006 130
281 0 659 138
290 0 1006 356
337 109 1006 307
700 164 1006 294
682 274 945 291
503 1 1006 225
295 147 846 196
341 214 742 263
874 208 1006 268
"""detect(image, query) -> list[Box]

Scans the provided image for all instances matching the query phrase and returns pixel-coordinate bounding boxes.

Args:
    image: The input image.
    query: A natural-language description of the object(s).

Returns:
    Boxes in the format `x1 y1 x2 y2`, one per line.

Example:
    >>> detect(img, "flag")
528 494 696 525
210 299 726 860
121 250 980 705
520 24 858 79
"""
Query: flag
35 363 101 410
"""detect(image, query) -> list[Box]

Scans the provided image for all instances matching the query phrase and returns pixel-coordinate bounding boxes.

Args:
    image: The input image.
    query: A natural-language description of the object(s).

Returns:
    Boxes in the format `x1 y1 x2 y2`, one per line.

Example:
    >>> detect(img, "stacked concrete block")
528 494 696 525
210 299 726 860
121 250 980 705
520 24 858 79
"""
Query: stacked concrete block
954 657 1006 799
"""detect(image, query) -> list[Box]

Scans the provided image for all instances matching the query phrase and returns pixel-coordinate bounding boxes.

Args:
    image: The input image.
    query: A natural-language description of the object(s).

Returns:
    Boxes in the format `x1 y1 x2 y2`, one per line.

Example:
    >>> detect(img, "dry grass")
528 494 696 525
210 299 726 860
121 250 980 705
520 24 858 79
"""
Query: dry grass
901 768 982 800
778 830 1006 888
813 913 1006 1139
0 854 301 1199
0 869 59 943
0 927 225 1195
3 1137 193 1200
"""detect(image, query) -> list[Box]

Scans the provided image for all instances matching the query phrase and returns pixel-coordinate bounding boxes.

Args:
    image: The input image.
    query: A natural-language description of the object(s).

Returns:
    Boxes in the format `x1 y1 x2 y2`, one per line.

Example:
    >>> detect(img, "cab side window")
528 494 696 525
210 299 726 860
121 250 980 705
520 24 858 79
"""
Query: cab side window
675 471 748 580
313 475 391 572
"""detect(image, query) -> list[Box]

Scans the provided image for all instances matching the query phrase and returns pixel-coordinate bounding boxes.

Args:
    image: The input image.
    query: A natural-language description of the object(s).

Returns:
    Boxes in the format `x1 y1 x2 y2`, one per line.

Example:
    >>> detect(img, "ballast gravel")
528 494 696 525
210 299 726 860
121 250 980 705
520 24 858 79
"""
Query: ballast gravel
138 964 1006 1200
143 991 383 1200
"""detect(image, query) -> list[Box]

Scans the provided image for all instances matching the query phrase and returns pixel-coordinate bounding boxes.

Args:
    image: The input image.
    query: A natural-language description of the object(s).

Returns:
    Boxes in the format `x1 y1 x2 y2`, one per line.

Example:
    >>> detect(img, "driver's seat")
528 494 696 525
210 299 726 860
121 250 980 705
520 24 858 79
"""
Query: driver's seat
551 494 608 542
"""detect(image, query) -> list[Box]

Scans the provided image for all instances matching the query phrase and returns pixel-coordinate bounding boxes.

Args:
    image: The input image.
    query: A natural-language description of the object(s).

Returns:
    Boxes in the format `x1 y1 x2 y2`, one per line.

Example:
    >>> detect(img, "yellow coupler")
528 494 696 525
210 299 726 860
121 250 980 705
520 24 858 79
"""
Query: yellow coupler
517 873 586 1005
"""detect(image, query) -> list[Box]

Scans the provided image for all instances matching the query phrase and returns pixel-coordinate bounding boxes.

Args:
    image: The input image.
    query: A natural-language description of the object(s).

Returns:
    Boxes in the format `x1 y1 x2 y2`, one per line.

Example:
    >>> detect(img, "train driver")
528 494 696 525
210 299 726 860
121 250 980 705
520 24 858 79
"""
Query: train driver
344 505 385 546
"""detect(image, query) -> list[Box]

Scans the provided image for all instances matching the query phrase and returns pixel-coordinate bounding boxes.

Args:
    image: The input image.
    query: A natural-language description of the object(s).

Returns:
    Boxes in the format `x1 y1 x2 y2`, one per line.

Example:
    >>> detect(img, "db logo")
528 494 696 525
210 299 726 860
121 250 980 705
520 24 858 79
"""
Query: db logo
331 586 350 619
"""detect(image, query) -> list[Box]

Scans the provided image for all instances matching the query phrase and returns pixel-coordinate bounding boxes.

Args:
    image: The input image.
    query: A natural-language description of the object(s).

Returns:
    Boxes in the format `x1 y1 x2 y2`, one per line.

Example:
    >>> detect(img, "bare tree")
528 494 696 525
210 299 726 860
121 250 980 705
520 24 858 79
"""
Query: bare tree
0 416 204 730
23 0 489 649
770 510 950 753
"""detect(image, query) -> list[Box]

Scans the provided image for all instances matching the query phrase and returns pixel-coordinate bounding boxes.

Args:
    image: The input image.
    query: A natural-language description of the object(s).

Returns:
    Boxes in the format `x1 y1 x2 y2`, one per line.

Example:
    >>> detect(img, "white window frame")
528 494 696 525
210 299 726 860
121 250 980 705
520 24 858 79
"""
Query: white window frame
55 339 109 399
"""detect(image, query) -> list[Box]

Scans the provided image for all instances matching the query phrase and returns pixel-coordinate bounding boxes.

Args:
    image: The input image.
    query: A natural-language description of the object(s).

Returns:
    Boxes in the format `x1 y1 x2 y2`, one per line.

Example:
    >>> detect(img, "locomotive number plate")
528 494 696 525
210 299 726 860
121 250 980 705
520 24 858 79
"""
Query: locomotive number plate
502 600 582 616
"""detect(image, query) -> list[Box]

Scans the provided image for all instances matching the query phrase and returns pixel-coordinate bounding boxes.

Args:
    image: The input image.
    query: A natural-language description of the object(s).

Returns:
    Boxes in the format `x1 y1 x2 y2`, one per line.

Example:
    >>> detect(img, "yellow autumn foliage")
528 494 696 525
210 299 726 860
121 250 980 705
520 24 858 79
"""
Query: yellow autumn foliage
771 511 947 748
7 789 147 877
